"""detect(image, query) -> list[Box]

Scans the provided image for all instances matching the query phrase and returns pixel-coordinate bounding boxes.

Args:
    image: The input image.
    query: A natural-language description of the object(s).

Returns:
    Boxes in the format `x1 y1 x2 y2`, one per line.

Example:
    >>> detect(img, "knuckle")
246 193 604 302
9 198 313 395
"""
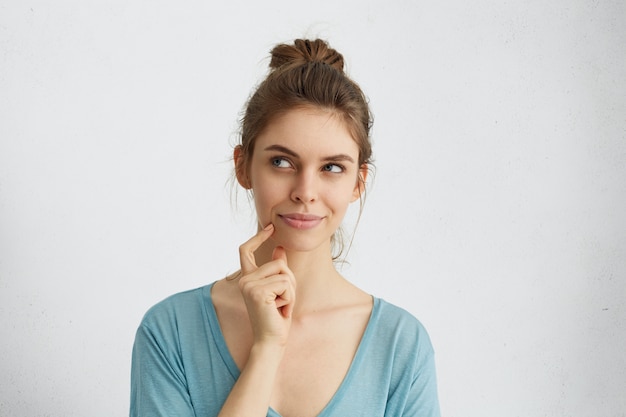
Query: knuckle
238 275 252 291
249 286 270 304
273 258 288 271
238 244 247 258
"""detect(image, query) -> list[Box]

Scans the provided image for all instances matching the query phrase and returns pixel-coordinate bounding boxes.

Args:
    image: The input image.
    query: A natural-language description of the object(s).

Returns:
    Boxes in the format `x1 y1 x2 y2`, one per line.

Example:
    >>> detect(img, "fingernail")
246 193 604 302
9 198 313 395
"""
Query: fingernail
263 223 274 231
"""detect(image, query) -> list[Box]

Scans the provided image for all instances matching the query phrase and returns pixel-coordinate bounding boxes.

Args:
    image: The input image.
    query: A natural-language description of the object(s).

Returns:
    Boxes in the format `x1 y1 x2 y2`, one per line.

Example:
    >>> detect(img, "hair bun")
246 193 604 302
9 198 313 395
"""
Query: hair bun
269 39 344 72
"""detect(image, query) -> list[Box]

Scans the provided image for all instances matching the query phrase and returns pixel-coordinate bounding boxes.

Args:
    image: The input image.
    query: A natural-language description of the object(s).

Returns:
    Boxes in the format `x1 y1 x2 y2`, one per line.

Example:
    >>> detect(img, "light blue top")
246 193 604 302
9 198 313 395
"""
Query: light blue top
130 283 440 416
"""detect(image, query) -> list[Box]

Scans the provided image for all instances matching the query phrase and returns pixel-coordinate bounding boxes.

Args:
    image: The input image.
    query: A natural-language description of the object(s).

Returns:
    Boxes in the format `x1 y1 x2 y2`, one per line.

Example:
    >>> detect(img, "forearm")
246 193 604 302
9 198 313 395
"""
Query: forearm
218 343 285 417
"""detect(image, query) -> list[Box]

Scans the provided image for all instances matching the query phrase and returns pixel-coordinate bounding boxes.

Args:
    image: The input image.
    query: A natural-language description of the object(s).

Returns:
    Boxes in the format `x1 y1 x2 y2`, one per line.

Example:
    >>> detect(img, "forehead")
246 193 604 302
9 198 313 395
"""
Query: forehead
254 107 359 156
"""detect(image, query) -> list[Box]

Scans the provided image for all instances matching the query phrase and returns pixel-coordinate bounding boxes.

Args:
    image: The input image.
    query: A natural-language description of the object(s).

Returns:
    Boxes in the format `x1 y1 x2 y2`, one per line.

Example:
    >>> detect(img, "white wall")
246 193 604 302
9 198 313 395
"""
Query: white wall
1 1 624 416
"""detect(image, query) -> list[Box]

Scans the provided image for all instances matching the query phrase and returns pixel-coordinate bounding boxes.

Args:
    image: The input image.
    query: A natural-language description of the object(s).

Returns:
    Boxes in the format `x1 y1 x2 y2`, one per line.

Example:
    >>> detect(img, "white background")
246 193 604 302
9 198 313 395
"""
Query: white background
1 1 625 416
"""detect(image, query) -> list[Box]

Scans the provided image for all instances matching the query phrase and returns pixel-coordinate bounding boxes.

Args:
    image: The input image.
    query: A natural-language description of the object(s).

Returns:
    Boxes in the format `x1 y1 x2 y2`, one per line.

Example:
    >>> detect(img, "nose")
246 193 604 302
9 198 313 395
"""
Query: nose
290 171 317 203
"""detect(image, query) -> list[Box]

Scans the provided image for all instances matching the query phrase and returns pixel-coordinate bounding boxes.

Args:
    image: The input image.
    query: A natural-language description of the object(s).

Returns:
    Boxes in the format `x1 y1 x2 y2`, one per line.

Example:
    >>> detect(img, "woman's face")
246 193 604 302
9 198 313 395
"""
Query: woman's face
240 106 365 253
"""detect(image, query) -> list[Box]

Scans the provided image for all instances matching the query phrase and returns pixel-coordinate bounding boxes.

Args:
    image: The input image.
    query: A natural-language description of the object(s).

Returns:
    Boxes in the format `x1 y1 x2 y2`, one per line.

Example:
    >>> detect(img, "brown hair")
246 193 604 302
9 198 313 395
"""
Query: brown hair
237 38 373 171
236 39 374 258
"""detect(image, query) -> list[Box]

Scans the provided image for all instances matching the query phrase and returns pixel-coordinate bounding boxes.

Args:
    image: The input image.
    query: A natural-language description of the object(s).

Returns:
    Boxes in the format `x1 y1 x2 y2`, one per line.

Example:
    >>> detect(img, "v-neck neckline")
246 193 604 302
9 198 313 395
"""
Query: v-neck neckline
203 282 379 417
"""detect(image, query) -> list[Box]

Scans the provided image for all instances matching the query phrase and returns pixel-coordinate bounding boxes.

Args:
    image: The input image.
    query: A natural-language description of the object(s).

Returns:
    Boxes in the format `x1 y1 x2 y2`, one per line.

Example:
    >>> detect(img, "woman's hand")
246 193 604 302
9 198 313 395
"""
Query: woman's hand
238 223 296 347
217 224 296 416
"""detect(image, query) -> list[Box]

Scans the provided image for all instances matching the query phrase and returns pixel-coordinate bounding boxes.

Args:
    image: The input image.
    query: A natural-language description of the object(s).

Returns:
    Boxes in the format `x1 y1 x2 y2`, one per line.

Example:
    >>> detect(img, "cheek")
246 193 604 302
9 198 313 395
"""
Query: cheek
252 182 280 216
328 185 358 213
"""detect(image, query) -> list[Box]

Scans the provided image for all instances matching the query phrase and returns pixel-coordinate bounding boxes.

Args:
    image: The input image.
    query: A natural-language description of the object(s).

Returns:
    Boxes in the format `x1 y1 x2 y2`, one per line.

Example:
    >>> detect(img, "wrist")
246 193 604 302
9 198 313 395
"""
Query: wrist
249 341 286 363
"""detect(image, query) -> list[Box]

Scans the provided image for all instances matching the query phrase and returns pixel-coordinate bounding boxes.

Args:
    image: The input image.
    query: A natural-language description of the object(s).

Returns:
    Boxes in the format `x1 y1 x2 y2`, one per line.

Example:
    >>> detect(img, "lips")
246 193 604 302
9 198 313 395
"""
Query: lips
278 213 324 230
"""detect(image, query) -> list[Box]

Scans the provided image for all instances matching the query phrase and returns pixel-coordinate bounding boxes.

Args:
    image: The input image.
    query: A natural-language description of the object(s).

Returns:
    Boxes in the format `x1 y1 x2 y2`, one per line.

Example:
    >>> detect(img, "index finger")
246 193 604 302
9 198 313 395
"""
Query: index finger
239 223 274 274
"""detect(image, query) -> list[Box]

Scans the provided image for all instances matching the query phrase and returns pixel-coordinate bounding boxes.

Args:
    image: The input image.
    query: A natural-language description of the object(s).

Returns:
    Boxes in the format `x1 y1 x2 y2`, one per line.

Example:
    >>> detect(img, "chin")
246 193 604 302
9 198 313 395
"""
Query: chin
272 230 332 254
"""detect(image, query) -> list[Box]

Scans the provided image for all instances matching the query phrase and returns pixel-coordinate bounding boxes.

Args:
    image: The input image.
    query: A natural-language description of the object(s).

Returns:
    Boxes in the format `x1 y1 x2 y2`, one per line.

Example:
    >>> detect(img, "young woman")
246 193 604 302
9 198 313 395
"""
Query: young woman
130 39 440 417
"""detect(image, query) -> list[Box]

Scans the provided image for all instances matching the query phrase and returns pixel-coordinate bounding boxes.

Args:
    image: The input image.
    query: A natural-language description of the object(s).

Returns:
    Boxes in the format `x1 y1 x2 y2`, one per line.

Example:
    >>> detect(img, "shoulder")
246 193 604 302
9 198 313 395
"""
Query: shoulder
371 300 440 415
139 284 213 332
133 283 218 362
368 298 435 359
344 298 439 411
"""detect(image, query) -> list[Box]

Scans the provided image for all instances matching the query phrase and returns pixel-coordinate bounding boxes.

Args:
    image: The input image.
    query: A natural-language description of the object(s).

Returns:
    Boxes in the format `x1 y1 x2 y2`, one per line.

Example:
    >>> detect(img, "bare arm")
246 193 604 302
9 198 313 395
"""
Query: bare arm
218 343 285 416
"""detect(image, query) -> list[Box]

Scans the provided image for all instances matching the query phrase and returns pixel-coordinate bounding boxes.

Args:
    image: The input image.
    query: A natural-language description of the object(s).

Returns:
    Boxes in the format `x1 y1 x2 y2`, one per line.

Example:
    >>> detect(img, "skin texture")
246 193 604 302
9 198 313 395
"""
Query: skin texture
213 106 372 417
242 106 365 255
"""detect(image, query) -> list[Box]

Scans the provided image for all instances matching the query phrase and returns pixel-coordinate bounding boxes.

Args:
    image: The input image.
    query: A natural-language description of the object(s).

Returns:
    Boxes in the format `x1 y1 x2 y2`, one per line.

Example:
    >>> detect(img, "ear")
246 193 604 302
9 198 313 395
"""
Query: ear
351 164 368 202
234 145 251 189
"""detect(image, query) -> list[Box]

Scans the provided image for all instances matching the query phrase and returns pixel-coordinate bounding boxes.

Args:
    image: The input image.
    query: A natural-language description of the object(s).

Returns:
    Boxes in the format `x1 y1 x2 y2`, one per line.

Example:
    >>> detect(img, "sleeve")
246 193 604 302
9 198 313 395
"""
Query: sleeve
130 322 197 417
401 348 441 417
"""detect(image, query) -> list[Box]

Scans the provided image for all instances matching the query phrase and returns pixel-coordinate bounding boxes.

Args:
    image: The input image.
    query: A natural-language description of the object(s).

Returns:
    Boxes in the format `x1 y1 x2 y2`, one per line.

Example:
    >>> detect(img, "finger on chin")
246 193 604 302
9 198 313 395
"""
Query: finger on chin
239 223 275 273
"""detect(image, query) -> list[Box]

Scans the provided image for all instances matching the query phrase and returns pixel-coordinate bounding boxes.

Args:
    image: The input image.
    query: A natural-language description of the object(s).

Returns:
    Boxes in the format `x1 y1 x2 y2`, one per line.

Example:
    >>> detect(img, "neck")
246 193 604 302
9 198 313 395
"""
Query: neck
253 240 343 314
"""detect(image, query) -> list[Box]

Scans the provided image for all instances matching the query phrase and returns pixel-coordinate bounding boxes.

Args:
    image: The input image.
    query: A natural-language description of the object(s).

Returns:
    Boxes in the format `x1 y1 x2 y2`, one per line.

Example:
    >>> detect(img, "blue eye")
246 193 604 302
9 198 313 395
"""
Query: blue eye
322 163 344 173
271 157 291 168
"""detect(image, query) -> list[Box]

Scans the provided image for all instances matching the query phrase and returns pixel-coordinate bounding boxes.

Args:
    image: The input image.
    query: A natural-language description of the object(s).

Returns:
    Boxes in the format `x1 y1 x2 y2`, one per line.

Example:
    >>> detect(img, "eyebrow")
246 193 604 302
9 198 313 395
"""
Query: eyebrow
263 145 355 163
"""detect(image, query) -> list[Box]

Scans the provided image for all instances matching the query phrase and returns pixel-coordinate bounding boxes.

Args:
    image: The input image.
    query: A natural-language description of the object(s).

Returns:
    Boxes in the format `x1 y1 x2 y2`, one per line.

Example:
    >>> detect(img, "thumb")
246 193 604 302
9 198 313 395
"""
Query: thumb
272 246 288 263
